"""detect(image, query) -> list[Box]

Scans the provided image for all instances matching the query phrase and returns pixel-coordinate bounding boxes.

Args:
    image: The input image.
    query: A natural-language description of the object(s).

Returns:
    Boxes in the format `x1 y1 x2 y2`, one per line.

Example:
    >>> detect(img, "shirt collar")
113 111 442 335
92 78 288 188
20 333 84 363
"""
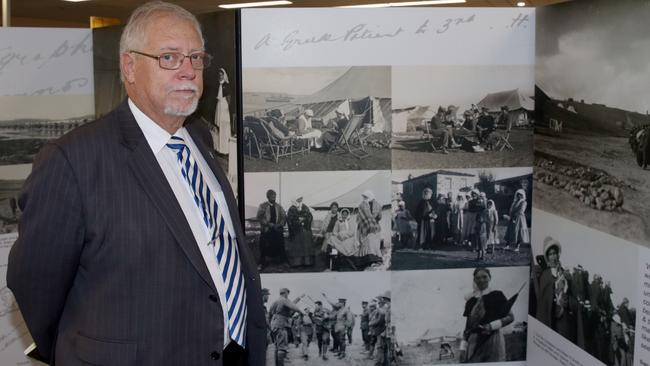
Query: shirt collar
128 98 187 154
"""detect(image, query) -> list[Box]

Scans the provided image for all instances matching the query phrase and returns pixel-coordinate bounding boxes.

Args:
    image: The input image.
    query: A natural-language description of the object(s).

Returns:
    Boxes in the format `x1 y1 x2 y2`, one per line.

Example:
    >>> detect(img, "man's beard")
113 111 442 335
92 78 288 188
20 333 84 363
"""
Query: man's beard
164 97 198 116
164 83 200 116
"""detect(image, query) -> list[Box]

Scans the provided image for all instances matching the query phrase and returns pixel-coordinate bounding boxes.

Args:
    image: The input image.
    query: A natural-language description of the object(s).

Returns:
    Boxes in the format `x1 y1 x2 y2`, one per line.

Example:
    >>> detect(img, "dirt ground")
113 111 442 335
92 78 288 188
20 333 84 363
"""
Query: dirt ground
399 331 526 365
534 131 650 246
243 147 391 172
391 243 531 270
266 335 380 366
391 129 534 170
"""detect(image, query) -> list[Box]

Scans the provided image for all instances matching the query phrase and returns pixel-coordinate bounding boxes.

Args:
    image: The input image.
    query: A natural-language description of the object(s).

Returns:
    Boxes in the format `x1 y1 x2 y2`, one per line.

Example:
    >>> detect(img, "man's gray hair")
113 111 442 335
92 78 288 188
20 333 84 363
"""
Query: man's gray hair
119 1 204 78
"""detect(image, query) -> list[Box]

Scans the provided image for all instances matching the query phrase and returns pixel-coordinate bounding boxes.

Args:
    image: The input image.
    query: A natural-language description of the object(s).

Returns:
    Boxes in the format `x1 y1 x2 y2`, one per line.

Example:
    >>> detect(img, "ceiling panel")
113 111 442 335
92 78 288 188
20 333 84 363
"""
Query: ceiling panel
2 0 569 28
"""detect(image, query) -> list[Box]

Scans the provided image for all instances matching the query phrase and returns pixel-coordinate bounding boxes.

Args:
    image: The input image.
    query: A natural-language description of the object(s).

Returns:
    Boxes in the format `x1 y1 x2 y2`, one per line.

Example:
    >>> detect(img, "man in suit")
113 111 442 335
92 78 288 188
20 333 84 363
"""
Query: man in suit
6 2 265 365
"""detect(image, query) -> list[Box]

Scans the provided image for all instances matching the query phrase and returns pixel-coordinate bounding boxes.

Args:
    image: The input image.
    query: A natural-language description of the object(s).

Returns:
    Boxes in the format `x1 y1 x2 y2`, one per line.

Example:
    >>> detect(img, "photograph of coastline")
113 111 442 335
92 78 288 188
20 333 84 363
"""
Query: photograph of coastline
0 95 94 166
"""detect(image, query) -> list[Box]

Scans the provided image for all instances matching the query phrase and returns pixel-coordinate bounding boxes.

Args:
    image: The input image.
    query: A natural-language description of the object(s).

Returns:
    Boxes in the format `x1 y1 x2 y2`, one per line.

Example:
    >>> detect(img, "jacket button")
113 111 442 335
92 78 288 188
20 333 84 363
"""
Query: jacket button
209 294 219 303
210 351 220 360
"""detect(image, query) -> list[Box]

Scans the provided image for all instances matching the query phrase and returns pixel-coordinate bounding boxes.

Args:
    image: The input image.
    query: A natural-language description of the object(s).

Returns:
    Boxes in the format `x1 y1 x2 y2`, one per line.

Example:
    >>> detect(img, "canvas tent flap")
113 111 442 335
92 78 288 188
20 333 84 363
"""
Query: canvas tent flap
477 88 534 112
294 66 391 105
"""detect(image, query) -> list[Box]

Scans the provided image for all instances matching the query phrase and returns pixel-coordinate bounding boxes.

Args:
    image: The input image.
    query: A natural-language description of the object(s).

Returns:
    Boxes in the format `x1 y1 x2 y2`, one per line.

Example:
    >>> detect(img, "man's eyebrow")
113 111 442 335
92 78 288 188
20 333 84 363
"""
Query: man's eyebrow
158 47 205 53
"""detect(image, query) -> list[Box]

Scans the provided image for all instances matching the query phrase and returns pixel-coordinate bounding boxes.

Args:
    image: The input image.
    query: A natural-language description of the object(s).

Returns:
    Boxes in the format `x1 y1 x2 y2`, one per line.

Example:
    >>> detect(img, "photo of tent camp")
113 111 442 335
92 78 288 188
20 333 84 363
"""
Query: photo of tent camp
391 65 534 169
244 170 392 273
261 271 392 365
390 167 532 270
392 267 529 365
534 0 650 247
242 66 391 172
529 209 638 366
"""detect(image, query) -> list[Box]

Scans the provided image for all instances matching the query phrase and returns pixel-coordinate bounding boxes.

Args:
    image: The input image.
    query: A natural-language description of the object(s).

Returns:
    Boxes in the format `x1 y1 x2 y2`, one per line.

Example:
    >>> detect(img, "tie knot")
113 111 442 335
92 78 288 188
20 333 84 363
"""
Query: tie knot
166 135 187 152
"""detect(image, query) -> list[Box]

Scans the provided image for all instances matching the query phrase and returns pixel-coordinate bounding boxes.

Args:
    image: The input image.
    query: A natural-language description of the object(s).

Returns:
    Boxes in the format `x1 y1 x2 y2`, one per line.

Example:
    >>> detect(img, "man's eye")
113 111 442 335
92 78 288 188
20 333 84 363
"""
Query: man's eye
161 53 175 61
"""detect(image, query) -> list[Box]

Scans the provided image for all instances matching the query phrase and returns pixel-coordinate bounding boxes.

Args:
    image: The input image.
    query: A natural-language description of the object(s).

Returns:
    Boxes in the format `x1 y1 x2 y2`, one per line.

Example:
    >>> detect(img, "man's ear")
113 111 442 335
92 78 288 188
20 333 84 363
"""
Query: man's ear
120 52 136 84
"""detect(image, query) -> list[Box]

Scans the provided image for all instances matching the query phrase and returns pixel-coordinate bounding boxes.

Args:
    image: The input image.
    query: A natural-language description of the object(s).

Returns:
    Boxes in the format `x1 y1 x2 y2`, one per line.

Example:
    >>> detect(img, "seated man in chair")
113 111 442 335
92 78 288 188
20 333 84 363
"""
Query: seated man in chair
429 108 461 154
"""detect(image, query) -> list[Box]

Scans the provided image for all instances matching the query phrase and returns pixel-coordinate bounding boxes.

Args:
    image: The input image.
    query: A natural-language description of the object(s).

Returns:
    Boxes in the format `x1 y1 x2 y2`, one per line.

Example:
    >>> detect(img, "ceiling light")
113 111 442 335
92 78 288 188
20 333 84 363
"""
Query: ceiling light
517 1 526 6
389 0 466 6
339 0 465 7
219 0 292 8
62 0 92 2
339 3 391 8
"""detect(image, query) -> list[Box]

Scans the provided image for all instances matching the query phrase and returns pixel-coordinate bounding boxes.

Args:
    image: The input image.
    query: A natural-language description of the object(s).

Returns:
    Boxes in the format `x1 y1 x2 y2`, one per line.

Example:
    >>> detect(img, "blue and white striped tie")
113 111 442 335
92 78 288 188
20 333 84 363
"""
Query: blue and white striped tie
166 135 247 347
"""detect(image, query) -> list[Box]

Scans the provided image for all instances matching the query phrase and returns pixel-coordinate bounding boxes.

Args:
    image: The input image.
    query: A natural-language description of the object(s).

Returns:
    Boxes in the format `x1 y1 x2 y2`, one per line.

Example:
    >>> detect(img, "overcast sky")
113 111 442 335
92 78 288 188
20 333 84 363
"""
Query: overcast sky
536 0 650 114
392 267 530 344
244 170 391 209
392 65 534 111
531 209 637 307
243 67 349 95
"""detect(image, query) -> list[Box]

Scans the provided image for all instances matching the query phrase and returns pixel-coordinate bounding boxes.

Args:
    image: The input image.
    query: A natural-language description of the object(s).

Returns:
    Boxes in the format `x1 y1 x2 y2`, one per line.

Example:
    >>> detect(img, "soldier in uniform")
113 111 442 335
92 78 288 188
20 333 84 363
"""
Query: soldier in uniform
375 291 392 366
360 301 370 350
323 294 353 359
269 288 303 366
299 307 315 360
367 300 384 360
262 288 271 350
313 300 332 360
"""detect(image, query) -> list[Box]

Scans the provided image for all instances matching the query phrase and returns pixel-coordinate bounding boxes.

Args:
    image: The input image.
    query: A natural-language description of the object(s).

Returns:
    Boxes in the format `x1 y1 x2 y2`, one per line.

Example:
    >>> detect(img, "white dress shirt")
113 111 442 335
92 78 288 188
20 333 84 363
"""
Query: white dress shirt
129 99 235 347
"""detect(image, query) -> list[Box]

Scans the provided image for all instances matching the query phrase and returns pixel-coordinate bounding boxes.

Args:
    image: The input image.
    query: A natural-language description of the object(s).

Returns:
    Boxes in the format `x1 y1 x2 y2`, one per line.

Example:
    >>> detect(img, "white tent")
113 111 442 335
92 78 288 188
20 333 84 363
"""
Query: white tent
292 66 392 132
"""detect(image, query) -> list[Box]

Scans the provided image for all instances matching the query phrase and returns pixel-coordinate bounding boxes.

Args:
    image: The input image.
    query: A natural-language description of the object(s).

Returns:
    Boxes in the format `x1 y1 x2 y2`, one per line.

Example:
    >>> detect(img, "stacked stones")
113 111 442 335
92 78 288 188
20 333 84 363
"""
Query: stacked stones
534 157 624 211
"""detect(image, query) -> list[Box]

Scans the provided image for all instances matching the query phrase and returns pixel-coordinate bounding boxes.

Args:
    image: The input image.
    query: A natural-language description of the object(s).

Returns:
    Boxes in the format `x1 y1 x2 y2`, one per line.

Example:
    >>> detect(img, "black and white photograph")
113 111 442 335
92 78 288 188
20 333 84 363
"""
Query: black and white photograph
242 66 391 172
92 15 240 193
390 167 532 270
391 65 534 170
245 170 392 273
392 267 529 365
0 96 94 166
261 271 394 366
529 209 638 366
534 0 650 246
0 165 31 235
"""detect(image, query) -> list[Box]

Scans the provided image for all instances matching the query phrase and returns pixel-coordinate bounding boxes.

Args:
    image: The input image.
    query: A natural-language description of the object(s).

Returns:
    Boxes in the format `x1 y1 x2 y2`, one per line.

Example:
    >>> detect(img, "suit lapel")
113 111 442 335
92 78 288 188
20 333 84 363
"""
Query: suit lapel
116 101 217 292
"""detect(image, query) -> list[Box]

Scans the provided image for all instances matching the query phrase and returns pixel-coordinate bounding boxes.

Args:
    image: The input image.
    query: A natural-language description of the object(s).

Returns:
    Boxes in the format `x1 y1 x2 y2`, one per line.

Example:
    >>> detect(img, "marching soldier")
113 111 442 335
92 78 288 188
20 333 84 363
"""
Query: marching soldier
313 300 332 360
360 301 370 350
367 300 384 360
269 288 303 366
375 291 392 366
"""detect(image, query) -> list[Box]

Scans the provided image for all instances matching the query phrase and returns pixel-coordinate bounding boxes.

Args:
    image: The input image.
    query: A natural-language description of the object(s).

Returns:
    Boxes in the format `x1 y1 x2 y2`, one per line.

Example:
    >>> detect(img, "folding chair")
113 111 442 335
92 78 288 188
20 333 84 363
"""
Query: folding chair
243 116 308 163
327 112 370 159
494 131 514 151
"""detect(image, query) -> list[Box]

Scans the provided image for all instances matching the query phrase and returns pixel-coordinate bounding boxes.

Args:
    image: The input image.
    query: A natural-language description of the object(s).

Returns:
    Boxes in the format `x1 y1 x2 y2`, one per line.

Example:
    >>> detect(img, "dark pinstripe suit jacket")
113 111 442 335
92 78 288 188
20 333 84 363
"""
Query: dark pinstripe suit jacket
7 100 266 366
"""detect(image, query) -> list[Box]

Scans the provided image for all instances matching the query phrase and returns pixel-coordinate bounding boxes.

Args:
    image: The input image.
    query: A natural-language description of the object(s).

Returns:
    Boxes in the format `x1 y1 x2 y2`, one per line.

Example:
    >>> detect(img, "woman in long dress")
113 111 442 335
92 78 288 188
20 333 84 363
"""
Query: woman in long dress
213 68 231 155
357 190 382 259
504 189 530 252
414 188 436 250
460 267 514 363
286 197 315 267
328 209 358 257
531 237 576 342
486 199 499 253
320 202 340 252
463 190 480 247
450 193 465 245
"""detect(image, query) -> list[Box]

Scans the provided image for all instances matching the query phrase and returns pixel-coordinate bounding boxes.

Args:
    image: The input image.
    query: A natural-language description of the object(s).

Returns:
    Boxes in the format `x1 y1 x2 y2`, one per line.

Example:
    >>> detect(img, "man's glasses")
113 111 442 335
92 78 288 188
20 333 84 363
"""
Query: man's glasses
129 50 213 70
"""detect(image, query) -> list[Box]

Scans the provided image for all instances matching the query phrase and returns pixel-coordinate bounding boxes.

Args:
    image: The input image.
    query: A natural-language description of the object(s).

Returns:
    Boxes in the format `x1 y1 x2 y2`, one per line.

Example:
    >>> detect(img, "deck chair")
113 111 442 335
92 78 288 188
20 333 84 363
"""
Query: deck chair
243 116 308 163
494 130 514 151
327 112 370 159
422 122 449 152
